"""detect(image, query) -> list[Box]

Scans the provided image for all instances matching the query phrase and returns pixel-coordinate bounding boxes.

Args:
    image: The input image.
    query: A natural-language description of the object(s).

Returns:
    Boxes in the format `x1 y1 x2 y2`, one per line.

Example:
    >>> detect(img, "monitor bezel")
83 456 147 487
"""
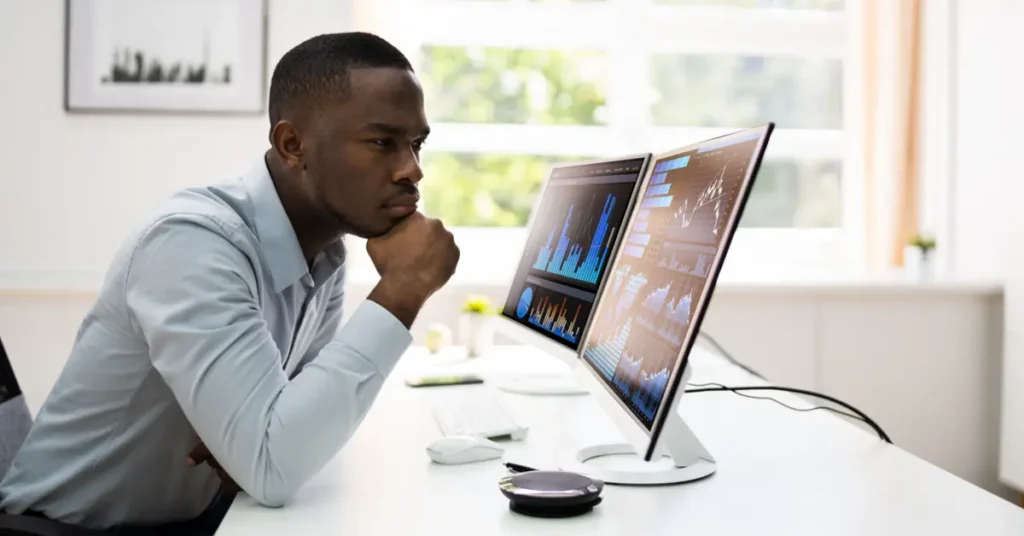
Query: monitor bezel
572 124 775 458
495 153 652 366
645 123 774 460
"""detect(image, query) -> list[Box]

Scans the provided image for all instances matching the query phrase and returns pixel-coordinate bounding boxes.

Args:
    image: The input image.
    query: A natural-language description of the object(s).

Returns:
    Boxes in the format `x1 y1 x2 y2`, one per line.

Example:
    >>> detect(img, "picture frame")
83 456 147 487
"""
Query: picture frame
64 0 269 115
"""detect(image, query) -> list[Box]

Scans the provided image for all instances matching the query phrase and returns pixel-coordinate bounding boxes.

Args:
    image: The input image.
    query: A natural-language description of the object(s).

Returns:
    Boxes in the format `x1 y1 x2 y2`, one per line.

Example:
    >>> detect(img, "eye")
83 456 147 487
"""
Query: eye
412 139 426 151
368 138 393 148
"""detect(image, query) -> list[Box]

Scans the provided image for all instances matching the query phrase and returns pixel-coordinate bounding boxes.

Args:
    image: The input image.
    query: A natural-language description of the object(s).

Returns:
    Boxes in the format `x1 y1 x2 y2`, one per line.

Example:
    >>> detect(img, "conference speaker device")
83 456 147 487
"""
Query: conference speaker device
498 470 604 518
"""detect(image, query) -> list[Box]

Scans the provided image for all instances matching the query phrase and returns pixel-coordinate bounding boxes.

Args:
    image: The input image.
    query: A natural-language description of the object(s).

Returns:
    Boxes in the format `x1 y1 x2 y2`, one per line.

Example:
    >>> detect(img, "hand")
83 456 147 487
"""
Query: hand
187 439 241 494
366 213 460 325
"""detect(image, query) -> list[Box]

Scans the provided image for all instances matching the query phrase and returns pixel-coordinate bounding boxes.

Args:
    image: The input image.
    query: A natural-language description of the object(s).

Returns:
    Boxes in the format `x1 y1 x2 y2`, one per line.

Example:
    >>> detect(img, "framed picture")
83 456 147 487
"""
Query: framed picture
64 0 268 115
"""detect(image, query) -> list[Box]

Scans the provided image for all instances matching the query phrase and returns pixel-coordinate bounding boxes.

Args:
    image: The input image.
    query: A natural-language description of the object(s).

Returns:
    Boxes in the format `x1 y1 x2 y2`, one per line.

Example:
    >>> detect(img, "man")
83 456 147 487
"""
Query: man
0 32 458 534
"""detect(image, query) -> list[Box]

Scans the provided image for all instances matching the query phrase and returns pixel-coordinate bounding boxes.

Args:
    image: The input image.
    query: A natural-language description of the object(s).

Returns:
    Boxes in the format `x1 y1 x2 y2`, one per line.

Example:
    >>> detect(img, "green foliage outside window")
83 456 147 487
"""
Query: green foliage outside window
418 45 607 227
421 153 592 228
417 41 842 229
419 46 607 125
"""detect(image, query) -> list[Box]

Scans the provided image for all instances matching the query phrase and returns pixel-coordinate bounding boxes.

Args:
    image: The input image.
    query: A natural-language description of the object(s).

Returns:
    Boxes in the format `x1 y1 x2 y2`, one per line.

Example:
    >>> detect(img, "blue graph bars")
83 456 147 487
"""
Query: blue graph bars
655 155 690 172
585 317 632 380
633 367 669 419
532 194 618 285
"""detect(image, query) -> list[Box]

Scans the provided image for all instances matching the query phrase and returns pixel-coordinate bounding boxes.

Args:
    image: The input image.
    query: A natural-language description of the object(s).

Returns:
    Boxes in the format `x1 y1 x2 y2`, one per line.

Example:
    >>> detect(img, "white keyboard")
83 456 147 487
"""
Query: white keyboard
430 390 529 440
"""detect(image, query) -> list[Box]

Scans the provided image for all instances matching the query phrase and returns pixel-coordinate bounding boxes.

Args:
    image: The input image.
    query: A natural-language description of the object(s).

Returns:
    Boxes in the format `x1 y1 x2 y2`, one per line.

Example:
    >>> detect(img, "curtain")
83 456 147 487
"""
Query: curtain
861 0 925 269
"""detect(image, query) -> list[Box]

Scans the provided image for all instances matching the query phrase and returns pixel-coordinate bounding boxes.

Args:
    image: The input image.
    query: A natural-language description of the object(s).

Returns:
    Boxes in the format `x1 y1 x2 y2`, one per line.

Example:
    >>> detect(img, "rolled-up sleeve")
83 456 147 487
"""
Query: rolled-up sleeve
124 215 411 507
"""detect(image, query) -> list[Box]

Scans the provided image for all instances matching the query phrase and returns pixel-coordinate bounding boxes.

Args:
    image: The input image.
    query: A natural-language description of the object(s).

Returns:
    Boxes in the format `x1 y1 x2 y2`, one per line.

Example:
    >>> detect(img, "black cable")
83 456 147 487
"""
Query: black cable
686 382 892 444
688 381 863 421
696 331 766 380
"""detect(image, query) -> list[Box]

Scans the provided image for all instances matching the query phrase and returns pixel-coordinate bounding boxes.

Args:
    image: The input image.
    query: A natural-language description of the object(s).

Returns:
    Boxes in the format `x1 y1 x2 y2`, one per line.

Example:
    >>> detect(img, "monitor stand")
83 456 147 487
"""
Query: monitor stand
557 415 716 485
556 366 716 485
496 373 589 396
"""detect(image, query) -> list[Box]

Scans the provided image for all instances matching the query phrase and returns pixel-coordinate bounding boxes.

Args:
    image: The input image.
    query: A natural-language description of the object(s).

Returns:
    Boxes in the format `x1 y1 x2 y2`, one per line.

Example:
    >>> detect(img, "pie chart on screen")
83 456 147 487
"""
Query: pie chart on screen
516 287 533 319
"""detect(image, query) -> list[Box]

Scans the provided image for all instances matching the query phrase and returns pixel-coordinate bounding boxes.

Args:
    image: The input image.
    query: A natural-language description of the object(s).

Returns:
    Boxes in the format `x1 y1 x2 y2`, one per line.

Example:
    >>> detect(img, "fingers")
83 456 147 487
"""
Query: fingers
186 441 211 467
187 441 225 471
187 440 239 492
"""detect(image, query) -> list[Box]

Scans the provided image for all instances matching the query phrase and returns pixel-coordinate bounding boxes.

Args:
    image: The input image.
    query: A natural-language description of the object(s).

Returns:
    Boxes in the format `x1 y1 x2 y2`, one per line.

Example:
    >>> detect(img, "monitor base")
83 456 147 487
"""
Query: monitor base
557 443 717 486
496 373 590 396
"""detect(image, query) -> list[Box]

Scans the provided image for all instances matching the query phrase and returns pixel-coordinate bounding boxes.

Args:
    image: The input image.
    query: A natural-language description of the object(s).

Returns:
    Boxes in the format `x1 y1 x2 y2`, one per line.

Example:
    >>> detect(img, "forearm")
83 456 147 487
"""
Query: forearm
250 301 411 505
253 301 410 505
366 275 430 329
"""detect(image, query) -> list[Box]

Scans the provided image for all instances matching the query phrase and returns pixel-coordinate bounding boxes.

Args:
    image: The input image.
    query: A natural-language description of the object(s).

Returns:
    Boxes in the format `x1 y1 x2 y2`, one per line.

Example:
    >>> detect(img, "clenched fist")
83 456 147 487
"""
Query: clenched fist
365 212 460 327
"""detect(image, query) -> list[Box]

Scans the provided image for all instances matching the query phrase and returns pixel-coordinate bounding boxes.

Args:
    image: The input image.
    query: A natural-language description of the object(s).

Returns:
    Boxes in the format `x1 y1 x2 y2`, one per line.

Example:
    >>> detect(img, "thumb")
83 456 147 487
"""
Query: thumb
187 441 211 467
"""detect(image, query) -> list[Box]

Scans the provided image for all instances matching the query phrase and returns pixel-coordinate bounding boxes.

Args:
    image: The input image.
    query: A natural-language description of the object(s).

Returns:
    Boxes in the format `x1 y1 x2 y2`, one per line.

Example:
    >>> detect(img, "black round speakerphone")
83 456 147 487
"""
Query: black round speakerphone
498 470 604 518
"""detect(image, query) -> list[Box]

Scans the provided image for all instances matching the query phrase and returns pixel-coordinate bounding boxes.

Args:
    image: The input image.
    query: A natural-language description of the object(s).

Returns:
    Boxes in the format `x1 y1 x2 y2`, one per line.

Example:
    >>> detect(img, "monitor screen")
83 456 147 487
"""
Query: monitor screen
500 156 649 351
580 128 770 430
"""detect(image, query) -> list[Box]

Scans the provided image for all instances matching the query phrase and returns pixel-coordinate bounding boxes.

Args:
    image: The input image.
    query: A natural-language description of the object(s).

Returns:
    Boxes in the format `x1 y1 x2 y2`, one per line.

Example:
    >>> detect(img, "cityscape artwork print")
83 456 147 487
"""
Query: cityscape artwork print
64 0 268 114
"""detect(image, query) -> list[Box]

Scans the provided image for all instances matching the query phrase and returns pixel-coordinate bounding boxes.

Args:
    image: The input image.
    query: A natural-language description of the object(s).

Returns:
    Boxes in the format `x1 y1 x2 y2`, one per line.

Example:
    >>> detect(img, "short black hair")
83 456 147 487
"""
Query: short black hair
268 32 413 126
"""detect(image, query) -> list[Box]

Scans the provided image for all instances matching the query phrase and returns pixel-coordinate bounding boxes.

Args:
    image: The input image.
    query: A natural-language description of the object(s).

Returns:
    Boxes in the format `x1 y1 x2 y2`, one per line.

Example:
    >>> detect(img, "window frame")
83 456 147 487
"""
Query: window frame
350 0 862 284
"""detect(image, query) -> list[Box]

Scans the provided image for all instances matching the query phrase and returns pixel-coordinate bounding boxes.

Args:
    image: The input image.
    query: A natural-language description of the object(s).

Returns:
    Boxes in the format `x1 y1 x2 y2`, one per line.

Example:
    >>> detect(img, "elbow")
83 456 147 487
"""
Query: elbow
245 463 300 508
255 495 289 509
251 482 295 509
242 443 306 507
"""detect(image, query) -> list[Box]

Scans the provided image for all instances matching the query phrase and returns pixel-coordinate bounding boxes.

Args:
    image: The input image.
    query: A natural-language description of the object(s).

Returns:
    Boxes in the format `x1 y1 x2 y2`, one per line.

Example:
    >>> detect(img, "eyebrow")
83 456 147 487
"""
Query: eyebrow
364 122 431 139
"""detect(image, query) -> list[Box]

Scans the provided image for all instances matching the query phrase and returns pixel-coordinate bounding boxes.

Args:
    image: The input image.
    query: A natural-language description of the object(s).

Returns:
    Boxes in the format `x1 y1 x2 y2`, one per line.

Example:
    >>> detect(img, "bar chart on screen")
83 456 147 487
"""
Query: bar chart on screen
521 284 592 345
529 188 630 288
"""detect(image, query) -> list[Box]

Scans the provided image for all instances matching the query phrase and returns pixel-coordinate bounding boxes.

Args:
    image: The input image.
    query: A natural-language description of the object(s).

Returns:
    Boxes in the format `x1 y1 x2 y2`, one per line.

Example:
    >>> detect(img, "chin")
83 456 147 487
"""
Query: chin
348 219 394 239
328 209 390 239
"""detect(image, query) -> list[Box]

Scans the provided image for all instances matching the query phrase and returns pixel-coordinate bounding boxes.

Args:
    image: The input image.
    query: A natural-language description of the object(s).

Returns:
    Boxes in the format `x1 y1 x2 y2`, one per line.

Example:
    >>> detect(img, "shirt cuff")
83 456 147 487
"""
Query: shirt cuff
335 300 413 377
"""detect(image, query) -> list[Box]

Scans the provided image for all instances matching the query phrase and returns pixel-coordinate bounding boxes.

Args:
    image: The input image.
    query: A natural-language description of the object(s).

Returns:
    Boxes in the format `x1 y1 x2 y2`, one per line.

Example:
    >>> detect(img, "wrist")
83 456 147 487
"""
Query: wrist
367 274 430 328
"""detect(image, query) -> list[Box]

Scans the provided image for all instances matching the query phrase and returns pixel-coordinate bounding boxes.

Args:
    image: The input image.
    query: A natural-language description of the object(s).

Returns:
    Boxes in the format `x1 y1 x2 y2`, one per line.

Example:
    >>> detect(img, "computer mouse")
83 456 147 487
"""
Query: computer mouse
426 435 505 465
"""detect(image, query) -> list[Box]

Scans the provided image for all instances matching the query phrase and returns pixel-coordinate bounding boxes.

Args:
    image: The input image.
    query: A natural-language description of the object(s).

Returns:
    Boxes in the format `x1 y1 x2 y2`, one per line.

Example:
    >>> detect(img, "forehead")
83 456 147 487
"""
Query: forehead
333 67 427 130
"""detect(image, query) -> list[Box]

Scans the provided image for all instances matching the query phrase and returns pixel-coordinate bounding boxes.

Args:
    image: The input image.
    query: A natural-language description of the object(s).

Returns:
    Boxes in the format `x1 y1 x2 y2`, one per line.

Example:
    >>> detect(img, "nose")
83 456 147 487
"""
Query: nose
393 146 424 184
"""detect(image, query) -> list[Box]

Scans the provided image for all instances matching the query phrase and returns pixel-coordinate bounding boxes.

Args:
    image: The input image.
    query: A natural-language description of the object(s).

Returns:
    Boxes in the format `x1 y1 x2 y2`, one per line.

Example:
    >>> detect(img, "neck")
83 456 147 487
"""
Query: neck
264 150 341 264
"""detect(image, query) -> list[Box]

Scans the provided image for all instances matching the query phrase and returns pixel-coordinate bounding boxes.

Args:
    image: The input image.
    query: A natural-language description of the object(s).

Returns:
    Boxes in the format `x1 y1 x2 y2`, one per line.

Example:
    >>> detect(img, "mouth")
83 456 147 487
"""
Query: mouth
383 193 419 218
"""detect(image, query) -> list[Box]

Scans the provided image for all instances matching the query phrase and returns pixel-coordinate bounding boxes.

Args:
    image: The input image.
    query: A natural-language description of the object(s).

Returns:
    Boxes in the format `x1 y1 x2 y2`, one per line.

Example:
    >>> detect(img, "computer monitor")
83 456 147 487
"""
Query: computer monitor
562 124 774 485
493 155 651 393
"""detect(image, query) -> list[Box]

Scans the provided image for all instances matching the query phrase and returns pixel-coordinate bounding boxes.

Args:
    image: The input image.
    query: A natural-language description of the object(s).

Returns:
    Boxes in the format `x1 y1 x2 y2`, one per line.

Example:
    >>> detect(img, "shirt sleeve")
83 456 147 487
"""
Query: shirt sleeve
124 215 411 507
292 280 345 377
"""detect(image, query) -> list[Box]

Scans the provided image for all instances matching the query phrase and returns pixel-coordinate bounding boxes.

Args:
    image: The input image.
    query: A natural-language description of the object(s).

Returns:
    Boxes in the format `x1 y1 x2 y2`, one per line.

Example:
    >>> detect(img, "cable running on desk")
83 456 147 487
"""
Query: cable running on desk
686 382 892 444
692 333 890 443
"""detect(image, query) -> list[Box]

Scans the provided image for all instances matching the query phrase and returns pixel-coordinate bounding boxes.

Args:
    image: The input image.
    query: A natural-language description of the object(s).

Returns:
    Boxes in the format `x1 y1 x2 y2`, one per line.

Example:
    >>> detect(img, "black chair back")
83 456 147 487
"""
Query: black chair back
0 336 32 481
0 334 20 404
0 336 111 534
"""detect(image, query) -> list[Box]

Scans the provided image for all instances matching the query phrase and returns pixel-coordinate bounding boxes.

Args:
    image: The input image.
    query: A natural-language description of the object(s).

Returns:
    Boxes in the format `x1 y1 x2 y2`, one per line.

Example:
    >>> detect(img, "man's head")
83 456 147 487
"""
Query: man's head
267 32 429 239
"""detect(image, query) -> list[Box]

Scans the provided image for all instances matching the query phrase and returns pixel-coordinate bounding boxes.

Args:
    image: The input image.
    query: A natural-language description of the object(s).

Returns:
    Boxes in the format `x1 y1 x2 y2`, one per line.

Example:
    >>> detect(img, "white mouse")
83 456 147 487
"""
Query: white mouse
426 435 505 465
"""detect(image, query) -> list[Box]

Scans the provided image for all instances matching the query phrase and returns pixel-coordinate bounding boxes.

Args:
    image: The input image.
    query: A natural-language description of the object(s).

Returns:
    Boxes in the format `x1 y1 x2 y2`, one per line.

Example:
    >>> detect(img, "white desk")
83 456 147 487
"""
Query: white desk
215 345 1024 535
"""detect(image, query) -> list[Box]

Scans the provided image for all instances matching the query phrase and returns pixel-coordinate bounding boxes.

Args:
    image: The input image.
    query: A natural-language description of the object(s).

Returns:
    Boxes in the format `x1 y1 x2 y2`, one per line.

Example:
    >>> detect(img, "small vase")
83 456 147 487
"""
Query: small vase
424 323 453 355
459 313 494 358
904 245 934 280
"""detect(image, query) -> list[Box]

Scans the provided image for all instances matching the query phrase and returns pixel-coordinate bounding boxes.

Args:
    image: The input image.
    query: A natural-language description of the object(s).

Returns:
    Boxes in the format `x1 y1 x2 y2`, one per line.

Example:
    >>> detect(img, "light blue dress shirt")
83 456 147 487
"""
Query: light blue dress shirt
0 157 412 529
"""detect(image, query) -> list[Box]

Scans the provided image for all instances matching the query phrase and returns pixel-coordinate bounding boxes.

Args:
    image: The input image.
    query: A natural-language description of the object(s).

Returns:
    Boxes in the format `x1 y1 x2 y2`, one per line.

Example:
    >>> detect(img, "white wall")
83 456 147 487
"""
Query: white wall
978 0 1024 496
0 0 354 289
947 0 1018 280
943 0 1024 494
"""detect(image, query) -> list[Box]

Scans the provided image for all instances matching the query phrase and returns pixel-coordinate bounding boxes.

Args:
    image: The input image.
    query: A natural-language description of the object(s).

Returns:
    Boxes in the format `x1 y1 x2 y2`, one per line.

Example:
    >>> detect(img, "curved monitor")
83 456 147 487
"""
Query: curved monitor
496 155 651 364
575 125 774 458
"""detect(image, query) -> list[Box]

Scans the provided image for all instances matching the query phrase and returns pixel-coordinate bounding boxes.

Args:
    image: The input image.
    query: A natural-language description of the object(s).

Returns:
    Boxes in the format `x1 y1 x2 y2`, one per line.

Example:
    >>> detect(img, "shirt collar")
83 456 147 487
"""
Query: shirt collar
242 156 346 293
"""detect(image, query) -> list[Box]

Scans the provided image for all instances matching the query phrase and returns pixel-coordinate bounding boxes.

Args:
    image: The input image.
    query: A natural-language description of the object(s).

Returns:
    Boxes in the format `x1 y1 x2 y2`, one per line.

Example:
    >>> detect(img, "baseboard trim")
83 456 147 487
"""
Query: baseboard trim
0 270 104 295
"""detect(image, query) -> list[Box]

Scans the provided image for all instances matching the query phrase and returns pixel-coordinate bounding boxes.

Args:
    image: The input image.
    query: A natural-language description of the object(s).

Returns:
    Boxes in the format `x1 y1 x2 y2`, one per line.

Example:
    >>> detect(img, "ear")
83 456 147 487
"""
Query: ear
270 120 304 170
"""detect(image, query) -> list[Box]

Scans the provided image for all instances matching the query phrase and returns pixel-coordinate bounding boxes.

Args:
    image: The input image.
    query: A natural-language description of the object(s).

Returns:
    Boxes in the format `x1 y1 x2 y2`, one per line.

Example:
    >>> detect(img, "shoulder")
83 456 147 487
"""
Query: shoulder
121 184 263 288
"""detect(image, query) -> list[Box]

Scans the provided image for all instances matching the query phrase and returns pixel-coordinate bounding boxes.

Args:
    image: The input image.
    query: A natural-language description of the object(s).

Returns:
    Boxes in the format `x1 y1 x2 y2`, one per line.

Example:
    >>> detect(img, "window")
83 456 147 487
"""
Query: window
356 0 855 283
